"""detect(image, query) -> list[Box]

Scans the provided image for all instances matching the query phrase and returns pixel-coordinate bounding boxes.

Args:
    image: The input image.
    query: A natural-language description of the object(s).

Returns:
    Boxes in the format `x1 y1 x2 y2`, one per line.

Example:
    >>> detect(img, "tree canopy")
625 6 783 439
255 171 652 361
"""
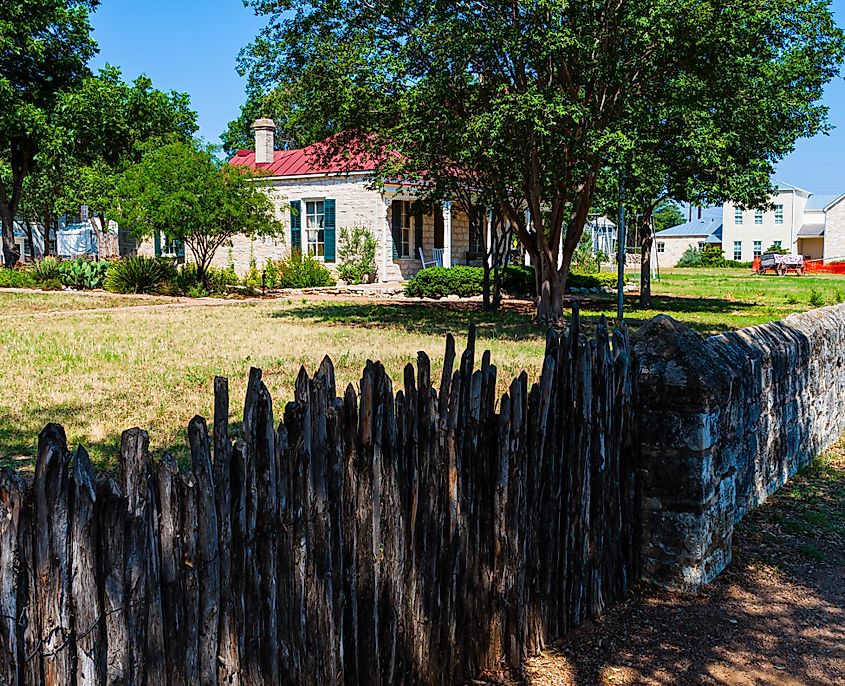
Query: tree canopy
239 0 845 321
113 141 283 284
0 0 100 266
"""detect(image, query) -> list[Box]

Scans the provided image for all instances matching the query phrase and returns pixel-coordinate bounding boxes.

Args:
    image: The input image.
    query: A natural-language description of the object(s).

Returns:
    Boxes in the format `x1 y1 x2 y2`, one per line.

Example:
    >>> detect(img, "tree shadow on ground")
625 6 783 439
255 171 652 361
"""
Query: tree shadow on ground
477 453 845 685
269 293 770 338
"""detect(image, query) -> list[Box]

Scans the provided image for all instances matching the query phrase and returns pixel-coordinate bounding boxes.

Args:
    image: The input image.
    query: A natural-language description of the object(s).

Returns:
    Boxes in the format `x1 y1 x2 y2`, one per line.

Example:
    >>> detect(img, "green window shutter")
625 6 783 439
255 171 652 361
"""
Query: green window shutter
391 200 402 259
154 231 161 257
176 240 185 261
414 212 423 257
323 199 336 262
290 200 302 253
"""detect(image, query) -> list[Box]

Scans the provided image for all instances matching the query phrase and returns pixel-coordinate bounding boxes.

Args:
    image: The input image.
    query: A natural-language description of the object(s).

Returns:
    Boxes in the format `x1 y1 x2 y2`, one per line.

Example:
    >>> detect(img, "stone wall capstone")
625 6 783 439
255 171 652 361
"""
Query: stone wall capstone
632 305 845 592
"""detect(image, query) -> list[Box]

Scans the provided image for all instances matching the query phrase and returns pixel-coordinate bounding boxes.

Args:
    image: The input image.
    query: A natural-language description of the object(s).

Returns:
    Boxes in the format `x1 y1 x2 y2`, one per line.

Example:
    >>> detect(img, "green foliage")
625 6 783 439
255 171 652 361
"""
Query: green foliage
104 256 176 294
677 245 751 269
172 263 240 297
766 243 790 255
57 258 109 290
568 272 624 290
652 202 685 234
500 265 535 295
264 258 281 288
809 289 826 308
572 230 600 274
243 258 263 290
275 251 336 288
113 141 284 283
406 265 624 298
0 268 35 288
32 257 62 284
337 226 377 285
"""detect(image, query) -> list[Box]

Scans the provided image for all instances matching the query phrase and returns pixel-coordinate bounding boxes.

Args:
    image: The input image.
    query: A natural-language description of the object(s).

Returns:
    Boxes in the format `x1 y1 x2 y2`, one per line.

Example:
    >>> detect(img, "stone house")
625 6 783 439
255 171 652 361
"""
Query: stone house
653 218 722 267
141 119 485 280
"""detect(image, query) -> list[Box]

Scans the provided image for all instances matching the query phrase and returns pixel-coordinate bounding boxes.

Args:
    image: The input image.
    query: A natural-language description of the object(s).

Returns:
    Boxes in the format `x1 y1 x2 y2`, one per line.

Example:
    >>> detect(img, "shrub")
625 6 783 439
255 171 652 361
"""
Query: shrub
809 289 826 308
568 272 623 290
676 246 702 267
275 251 336 288
172 263 240 296
405 266 484 298
57 258 109 290
572 229 600 273
337 226 377 284
0 267 35 288
104 256 176 294
32 257 62 284
500 265 535 295
765 243 789 255
243 258 263 290
700 245 727 267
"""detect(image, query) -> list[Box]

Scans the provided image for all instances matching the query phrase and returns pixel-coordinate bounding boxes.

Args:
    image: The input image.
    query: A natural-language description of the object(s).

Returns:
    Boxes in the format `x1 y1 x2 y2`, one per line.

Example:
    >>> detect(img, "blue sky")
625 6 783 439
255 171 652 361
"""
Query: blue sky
91 0 845 194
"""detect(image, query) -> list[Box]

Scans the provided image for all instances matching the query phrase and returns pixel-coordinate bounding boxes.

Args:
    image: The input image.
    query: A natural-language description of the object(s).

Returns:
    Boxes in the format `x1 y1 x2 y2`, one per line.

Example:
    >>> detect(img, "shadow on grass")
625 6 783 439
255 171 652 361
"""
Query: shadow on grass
269 293 771 338
0 402 192 474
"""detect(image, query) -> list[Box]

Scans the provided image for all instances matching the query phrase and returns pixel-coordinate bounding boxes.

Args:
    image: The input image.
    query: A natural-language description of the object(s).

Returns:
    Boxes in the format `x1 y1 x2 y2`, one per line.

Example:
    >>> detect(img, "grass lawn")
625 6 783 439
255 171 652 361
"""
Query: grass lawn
2 266 845 470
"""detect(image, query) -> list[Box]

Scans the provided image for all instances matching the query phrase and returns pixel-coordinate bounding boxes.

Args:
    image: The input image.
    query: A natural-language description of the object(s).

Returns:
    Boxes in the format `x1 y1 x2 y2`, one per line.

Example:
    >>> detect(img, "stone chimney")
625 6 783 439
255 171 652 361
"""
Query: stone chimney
252 118 275 164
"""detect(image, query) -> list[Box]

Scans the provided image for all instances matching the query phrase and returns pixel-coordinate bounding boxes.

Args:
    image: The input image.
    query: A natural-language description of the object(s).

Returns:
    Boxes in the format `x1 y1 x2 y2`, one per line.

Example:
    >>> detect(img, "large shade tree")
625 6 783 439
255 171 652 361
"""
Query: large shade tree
0 0 99 267
240 0 844 322
113 141 284 286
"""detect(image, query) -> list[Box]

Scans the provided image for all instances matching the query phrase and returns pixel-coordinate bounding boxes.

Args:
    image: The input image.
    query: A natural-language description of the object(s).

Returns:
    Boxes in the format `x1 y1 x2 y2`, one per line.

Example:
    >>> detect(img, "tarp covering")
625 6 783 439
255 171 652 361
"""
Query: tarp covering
57 223 98 257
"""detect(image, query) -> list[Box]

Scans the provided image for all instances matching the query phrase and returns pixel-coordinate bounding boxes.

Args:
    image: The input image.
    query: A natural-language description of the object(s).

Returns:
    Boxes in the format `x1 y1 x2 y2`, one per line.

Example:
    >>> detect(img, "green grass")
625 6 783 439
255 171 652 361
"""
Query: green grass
2 267 845 470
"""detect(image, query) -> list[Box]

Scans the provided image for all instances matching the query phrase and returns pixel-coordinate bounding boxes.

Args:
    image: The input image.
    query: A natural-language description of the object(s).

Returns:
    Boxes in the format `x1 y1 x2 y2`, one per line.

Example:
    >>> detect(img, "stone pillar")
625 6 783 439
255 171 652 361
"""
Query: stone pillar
632 315 739 592
442 201 452 267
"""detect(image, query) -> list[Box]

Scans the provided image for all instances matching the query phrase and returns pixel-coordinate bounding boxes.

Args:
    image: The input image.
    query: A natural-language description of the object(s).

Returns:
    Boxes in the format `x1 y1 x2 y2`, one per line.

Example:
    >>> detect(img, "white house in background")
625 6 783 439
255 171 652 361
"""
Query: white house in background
12 216 121 262
138 119 488 280
654 217 722 267
721 182 845 263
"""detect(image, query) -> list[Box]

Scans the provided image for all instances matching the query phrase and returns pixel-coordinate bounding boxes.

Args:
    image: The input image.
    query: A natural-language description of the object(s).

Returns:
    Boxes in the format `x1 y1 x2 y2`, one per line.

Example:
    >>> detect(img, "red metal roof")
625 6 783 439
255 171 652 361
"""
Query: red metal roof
229 137 379 177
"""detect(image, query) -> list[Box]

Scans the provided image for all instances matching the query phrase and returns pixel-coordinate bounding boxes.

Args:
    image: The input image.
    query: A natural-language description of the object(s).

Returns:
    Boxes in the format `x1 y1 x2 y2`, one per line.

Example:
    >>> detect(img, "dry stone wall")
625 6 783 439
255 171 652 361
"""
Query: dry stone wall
633 305 845 591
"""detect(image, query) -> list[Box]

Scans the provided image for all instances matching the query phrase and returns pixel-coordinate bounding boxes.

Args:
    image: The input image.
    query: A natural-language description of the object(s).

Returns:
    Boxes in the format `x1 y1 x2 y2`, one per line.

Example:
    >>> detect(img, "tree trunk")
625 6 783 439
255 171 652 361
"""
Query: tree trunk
639 213 654 309
42 206 53 258
1 210 19 268
24 220 36 262
535 252 566 324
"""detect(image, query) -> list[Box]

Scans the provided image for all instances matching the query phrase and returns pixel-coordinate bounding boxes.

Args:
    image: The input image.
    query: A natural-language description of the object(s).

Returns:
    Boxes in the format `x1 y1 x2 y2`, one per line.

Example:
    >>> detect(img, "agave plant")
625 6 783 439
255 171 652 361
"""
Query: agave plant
104 256 176 294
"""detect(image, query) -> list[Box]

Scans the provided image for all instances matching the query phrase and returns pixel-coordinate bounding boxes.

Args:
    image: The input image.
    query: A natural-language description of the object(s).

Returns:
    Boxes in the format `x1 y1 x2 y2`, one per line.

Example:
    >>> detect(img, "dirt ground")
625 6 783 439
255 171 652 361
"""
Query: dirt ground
475 447 845 686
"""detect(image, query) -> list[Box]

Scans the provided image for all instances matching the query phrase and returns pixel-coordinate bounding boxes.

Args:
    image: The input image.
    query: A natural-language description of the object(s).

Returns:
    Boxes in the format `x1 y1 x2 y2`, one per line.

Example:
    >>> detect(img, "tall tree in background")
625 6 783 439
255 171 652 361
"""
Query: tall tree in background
240 0 844 322
0 0 99 267
57 65 198 234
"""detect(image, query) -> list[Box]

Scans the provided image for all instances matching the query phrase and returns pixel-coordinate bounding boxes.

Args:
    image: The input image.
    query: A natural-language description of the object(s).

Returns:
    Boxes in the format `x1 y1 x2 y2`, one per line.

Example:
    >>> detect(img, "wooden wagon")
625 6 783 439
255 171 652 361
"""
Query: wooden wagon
755 252 805 276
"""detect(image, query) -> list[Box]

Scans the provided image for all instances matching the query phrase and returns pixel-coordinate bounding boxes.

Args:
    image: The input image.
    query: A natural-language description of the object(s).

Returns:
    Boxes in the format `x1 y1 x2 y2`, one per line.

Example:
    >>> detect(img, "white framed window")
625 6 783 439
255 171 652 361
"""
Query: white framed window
656 242 665 254
753 240 762 258
734 207 743 225
698 241 705 250
733 241 742 261
394 200 411 258
775 205 784 225
773 240 782 249
755 209 763 225
305 200 325 257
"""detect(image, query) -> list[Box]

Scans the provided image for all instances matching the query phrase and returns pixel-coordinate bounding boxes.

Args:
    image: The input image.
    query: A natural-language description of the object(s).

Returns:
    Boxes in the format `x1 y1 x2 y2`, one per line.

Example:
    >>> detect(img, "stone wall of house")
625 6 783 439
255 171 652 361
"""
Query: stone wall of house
632 305 845 591
823 195 845 262
655 235 704 267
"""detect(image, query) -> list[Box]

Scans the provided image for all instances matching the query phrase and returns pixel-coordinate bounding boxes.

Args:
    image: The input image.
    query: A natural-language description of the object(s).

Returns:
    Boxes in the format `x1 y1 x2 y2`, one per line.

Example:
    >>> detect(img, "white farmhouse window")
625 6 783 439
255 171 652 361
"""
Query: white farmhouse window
733 241 742 261
305 200 325 257
775 205 784 225
391 200 411 258
656 242 665 254
755 209 763 225
753 240 762 257
734 207 743 225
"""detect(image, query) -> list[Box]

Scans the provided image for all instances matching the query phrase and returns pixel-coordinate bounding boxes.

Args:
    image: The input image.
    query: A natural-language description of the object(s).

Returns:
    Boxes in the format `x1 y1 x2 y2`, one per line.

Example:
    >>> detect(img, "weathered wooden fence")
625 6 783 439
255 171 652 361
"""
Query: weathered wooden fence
0 314 639 685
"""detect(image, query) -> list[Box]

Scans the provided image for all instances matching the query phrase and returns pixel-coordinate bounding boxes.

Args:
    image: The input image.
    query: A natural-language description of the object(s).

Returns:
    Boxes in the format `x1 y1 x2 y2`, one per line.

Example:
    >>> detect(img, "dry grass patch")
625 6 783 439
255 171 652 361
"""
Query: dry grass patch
0 295 547 469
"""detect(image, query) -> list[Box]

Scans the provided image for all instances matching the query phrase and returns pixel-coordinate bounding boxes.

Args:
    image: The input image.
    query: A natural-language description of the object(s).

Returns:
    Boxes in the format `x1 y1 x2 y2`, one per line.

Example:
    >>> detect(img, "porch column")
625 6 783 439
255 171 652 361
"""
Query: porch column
382 197 390 281
442 200 452 267
486 210 493 268
523 208 532 266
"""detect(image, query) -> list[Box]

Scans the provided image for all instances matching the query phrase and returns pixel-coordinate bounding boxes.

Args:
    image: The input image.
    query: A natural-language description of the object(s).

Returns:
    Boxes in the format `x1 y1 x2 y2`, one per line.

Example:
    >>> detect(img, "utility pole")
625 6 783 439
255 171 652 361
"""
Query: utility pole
617 180 626 321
